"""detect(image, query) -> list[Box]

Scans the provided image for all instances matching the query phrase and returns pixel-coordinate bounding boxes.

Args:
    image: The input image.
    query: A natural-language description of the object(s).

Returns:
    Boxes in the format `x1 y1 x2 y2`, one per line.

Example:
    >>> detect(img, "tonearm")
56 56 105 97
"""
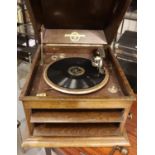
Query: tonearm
91 47 106 74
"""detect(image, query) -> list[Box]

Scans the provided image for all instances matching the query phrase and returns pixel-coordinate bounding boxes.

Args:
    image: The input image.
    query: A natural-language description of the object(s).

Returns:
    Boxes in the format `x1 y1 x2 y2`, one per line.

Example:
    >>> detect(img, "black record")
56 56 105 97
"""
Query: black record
46 57 105 89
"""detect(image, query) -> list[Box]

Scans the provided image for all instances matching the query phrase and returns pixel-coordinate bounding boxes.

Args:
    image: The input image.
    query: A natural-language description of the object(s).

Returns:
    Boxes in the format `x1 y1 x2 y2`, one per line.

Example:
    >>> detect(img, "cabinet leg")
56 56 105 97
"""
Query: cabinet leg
45 148 52 155
109 146 128 155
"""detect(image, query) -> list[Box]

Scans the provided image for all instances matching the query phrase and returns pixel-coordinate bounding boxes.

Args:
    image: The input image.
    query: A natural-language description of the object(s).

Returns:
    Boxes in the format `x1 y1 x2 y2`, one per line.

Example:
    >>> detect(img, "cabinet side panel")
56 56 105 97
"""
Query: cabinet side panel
20 45 41 99
107 47 135 97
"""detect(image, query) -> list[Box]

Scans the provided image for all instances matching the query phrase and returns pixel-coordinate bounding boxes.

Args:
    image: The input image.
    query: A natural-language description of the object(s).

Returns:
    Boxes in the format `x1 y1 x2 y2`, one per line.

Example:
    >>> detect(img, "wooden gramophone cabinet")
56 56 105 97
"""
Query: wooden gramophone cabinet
20 0 136 154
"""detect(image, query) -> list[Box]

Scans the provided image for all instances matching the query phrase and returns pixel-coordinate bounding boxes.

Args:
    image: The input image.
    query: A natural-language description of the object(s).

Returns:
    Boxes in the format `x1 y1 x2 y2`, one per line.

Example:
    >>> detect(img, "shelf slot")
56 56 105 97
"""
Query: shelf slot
33 123 121 137
31 109 124 123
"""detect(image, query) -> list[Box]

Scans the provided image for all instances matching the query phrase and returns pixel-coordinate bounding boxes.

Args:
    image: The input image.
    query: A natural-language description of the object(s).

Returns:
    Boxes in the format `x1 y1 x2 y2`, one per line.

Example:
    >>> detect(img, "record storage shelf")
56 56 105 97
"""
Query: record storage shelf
31 109 124 137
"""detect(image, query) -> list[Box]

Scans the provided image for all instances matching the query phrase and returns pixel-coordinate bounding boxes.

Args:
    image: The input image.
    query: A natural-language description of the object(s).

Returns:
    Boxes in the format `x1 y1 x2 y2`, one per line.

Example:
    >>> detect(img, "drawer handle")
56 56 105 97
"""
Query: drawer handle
109 146 128 155
128 112 133 120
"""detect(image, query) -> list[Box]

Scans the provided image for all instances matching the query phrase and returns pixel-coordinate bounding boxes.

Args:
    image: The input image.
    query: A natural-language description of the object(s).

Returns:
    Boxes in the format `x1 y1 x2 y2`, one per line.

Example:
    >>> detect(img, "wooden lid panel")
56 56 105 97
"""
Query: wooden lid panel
43 29 107 45
26 0 132 43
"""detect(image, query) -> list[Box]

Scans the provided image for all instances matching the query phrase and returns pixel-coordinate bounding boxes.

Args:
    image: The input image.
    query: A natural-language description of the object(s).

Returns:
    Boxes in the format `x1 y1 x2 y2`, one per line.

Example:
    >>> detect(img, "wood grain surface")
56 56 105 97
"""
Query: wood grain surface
43 29 107 45
31 109 123 123
33 123 120 137
52 101 137 155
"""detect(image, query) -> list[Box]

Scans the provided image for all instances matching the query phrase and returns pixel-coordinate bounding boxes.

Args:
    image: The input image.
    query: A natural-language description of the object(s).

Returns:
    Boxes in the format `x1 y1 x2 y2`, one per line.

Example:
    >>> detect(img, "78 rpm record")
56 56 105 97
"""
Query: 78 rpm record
43 57 109 94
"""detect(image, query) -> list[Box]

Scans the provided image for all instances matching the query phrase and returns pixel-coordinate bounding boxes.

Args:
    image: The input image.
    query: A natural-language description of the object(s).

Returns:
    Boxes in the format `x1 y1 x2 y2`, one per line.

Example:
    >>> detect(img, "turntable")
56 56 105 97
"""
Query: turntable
20 0 136 152
43 54 109 94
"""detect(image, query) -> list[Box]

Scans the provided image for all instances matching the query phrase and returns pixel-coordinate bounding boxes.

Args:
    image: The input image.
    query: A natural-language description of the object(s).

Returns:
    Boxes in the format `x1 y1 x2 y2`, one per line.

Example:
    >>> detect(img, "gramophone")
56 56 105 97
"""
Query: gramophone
20 0 135 153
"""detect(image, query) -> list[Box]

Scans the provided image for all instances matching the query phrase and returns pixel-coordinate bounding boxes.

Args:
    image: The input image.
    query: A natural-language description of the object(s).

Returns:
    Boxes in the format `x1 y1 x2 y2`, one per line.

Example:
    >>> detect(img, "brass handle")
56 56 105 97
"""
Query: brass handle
128 112 133 120
109 146 128 155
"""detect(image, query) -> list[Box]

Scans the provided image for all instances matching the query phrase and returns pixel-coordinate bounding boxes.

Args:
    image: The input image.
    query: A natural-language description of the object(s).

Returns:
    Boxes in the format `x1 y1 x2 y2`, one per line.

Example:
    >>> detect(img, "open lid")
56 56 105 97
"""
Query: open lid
26 0 131 44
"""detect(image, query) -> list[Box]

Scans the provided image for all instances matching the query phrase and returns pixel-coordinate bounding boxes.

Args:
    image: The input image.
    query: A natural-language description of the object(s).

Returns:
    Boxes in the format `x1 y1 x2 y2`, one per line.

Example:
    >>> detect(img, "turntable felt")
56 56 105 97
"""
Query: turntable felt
43 57 109 94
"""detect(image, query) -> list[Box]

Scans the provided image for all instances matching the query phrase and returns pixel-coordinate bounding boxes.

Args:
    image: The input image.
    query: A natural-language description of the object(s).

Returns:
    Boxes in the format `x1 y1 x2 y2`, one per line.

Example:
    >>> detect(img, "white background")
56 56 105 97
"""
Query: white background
0 0 155 154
